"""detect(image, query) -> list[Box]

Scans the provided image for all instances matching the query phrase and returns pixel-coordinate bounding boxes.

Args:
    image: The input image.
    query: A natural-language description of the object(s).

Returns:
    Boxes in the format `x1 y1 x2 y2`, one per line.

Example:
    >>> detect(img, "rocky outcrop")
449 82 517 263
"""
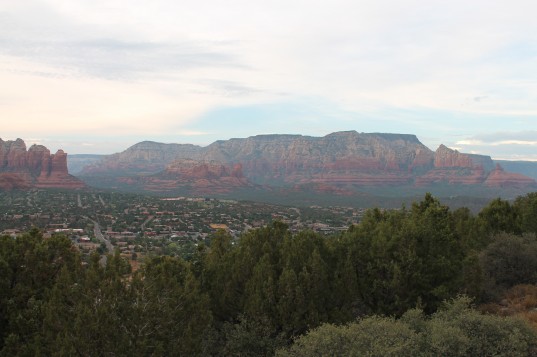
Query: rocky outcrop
485 164 537 188
417 145 485 186
1 138 28 170
434 145 473 168
132 159 252 194
416 145 536 188
0 139 85 190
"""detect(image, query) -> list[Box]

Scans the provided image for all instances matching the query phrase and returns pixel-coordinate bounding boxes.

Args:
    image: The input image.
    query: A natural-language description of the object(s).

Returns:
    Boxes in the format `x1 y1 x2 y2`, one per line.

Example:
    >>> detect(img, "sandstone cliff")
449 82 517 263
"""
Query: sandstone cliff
201 131 435 185
416 145 536 188
417 145 486 185
130 159 252 195
77 132 536 193
485 164 537 188
434 145 473 168
0 139 85 190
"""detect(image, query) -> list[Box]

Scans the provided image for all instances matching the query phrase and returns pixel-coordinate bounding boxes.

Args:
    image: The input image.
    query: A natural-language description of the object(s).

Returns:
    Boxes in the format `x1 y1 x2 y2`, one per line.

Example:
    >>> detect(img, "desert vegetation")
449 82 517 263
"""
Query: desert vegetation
2 193 537 355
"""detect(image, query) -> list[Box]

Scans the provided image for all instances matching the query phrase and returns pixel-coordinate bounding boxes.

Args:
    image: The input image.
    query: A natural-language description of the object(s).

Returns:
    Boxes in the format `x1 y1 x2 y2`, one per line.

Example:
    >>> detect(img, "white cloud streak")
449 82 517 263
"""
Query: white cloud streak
1 0 537 154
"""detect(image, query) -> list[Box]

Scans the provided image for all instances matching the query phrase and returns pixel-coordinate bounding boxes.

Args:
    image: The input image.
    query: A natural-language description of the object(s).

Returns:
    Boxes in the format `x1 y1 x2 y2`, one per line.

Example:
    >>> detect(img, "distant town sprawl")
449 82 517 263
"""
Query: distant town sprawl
0 189 366 262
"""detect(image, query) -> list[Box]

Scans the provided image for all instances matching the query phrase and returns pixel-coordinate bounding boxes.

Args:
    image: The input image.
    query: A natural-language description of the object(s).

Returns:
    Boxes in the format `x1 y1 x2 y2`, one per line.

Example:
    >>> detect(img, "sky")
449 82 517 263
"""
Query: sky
1 0 537 160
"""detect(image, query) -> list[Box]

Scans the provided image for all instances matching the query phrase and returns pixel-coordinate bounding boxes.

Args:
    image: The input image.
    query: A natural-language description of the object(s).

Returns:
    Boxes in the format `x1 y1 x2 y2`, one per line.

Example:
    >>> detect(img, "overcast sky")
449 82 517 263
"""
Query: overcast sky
1 0 537 159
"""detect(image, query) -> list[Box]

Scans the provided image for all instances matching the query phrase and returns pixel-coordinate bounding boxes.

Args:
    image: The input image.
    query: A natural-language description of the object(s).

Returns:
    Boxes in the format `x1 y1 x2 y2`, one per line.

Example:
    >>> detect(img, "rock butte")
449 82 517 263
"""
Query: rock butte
0 138 85 190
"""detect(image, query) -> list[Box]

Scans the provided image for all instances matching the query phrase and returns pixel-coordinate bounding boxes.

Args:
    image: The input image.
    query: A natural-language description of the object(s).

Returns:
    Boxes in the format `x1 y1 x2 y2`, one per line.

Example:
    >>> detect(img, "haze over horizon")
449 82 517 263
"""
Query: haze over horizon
2 1 537 160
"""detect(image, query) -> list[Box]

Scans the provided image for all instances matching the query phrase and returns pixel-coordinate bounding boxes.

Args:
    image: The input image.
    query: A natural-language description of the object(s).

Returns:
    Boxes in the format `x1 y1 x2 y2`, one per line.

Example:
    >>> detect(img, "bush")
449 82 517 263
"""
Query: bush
278 296 537 357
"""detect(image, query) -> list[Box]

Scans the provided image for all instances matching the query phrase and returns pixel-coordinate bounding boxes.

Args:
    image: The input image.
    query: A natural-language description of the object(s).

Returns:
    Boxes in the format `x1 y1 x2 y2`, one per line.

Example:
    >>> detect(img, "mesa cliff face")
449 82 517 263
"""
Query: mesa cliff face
0 139 85 190
77 131 537 194
200 131 435 185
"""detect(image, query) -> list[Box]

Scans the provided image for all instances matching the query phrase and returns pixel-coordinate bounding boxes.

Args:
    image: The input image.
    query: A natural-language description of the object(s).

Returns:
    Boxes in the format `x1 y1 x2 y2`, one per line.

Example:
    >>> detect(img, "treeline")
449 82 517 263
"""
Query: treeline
2 193 537 355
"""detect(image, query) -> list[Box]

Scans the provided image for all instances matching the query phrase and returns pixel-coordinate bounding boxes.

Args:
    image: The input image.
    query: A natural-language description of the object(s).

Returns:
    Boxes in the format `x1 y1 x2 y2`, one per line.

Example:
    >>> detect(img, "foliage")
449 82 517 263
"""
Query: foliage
479 233 537 300
278 296 537 357
4 192 537 355
340 193 465 315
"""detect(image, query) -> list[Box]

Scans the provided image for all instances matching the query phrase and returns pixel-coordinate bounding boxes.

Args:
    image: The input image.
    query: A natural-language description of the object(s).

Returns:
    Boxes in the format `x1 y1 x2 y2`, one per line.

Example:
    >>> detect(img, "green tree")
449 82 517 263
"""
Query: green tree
514 192 537 234
341 194 465 315
479 233 537 300
0 229 79 355
478 198 520 235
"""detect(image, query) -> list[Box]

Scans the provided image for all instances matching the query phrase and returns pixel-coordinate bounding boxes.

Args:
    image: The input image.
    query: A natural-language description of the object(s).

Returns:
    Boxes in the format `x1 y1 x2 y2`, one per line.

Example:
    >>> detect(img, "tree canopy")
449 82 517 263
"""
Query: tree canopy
3 192 537 355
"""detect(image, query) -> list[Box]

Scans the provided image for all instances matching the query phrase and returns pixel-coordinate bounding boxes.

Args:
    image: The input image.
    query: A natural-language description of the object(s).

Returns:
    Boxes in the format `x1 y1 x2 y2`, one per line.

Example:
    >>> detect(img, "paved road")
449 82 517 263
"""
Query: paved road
92 220 113 253
84 216 114 265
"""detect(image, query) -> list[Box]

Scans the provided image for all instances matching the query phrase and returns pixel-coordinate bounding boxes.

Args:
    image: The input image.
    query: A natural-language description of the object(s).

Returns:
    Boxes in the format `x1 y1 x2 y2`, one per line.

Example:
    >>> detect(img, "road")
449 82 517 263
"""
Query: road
92 220 113 253
84 216 114 265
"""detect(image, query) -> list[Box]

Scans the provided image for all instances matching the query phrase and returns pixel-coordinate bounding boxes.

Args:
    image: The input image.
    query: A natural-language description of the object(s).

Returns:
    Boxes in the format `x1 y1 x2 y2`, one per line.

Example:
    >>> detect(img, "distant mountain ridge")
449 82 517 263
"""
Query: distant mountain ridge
77 131 536 196
68 154 103 174
79 141 202 175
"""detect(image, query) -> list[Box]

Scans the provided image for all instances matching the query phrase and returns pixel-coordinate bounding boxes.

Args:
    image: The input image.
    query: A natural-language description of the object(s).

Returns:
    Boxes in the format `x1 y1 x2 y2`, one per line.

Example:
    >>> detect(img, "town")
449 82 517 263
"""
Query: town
0 189 366 262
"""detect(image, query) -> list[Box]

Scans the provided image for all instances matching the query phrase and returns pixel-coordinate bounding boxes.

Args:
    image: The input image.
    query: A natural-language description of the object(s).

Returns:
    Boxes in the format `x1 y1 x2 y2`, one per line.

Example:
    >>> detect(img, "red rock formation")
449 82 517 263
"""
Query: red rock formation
231 163 244 178
5 139 28 170
27 145 51 176
411 148 435 169
415 146 536 188
415 145 485 186
0 173 31 190
415 167 486 186
434 145 473 168
72 132 537 194
36 150 85 189
485 164 536 188
137 159 252 194
165 159 234 179
201 132 435 184
0 138 85 190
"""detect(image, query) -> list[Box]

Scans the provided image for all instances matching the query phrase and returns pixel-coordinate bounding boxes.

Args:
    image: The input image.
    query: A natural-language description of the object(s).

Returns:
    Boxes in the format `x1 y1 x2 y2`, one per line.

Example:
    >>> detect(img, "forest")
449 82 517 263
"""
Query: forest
2 193 537 356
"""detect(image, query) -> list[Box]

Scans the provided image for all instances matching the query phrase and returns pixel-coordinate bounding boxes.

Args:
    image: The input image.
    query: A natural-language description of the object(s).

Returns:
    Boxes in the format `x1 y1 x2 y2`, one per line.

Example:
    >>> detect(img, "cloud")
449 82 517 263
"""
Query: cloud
453 131 537 160
0 37 242 81
0 1 245 82
2 0 537 155
460 131 537 144
491 140 537 146
455 139 485 146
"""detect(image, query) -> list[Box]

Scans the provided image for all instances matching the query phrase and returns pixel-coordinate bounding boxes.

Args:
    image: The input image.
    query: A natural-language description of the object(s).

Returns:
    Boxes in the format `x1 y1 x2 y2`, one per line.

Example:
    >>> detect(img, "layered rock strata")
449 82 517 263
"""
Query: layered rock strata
130 159 252 194
0 138 85 190
78 131 536 192
485 164 537 188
